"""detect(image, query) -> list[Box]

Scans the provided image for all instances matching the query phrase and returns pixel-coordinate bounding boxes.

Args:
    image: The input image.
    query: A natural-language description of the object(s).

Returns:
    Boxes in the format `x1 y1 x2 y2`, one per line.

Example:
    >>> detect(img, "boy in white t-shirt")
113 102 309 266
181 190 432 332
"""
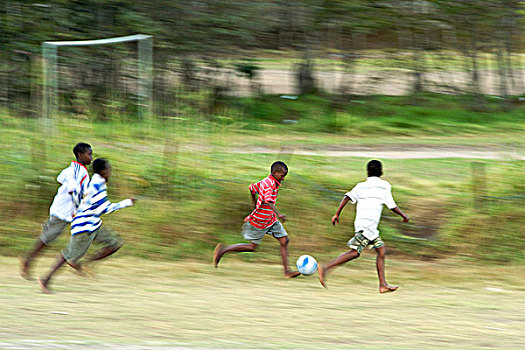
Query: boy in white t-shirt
319 160 409 293
20 143 93 280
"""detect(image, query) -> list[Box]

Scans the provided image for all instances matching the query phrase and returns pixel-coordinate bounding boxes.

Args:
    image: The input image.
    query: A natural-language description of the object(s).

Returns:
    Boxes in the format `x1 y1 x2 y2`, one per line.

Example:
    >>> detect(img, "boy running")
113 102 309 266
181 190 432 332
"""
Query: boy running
318 160 409 293
38 158 134 293
213 161 300 278
20 142 93 280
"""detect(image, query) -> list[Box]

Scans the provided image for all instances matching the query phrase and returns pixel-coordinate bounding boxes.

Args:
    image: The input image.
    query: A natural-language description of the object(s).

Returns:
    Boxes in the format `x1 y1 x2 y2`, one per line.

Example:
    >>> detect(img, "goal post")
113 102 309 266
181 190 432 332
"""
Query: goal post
42 34 153 123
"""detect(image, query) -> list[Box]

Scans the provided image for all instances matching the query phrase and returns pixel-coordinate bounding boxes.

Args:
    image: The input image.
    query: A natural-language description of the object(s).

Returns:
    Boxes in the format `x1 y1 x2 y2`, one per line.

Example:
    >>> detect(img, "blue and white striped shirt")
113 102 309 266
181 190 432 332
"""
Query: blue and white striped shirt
71 173 133 235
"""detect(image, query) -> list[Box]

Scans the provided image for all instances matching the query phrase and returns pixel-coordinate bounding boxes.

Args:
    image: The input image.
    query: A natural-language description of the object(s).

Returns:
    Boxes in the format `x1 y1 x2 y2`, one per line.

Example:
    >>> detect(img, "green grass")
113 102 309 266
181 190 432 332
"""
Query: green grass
230 94 524 137
1 93 524 264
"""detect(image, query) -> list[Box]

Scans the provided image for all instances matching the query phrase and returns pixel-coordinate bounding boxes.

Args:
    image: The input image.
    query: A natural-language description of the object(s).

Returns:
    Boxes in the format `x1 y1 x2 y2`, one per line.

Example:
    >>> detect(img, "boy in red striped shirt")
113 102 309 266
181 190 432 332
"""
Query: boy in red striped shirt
213 161 300 278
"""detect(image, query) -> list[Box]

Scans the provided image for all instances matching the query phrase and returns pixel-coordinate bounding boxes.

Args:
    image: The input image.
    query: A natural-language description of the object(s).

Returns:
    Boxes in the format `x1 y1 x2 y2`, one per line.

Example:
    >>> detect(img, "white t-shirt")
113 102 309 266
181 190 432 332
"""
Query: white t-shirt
49 161 90 222
345 176 397 240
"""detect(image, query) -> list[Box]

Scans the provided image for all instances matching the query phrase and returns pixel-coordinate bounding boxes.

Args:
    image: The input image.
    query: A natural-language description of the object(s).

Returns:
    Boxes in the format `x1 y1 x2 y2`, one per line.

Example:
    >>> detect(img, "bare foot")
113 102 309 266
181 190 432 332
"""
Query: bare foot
19 257 32 280
379 284 399 293
213 243 224 268
318 264 327 288
81 264 95 277
284 271 301 278
72 262 96 277
38 278 53 294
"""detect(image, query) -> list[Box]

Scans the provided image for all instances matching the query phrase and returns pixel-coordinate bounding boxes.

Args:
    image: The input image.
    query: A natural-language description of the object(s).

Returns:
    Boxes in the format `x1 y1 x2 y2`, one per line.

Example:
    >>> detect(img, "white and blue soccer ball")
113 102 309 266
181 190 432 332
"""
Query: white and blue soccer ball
296 254 318 275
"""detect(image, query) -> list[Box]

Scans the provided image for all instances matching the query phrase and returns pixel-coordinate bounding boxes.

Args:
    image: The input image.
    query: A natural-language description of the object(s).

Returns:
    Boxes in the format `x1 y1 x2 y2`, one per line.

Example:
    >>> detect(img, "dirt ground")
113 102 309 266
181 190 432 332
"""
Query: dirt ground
165 139 524 161
1 256 524 349
229 144 524 160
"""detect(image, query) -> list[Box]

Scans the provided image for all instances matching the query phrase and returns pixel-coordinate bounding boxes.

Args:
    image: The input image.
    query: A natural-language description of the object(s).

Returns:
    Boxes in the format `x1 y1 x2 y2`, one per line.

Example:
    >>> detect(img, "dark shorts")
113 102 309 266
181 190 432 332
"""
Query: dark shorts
347 231 385 254
242 221 287 245
40 216 69 245
62 225 123 264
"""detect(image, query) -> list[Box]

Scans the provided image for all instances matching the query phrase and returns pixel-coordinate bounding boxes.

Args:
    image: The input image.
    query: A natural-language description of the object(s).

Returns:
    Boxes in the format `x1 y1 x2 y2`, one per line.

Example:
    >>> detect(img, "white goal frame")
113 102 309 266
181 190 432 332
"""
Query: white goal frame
42 34 153 122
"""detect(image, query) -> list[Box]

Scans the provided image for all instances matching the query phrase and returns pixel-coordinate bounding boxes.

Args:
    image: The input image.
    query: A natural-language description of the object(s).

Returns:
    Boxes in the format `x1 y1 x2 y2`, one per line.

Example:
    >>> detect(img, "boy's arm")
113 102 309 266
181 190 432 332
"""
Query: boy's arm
391 206 409 222
250 189 257 209
101 198 134 215
90 185 134 216
267 202 286 223
57 166 84 208
56 166 80 195
248 182 259 209
71 170 89 208
332 196 350 225
256 182 286 222
384 184 409 222
56 166 70 186
68 172 87 195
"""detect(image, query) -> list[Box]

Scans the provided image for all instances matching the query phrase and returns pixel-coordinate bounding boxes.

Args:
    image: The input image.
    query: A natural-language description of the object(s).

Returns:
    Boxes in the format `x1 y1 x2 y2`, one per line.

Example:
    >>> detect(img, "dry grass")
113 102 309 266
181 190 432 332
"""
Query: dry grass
1 255 524 349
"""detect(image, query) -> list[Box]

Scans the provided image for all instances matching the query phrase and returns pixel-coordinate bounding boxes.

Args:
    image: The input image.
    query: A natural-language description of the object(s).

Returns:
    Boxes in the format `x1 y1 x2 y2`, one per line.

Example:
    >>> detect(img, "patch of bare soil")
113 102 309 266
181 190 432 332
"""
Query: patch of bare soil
229 143 524 160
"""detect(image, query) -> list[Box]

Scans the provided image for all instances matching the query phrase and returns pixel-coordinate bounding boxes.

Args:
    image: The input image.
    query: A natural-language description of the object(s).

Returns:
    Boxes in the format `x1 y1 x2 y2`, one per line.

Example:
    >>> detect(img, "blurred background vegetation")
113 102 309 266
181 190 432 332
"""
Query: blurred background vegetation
1 0 524 116
0 1 523 264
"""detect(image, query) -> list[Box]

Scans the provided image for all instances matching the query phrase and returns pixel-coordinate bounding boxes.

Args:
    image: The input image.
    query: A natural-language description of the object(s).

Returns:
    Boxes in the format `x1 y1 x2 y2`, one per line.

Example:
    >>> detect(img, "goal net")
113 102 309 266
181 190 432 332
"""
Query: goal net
42 34 153 123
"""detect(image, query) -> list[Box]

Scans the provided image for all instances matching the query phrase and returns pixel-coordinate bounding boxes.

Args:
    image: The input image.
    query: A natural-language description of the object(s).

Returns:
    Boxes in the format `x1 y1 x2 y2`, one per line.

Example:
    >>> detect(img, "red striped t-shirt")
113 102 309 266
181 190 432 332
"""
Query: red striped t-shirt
245 175 281 229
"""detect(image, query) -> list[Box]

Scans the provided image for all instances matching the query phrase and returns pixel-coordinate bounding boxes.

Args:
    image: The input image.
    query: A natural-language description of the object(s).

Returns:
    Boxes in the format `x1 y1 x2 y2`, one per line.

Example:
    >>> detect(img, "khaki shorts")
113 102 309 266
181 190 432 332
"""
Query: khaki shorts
347 231 385 254
62 225 123 264
242 221 287 245
40 216 69 245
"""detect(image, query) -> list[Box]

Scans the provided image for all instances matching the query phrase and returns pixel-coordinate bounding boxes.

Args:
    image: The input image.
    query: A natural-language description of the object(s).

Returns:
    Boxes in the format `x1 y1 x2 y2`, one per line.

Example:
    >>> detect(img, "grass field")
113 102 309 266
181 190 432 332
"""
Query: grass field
1 256 524 350
1 94 524 263
1 92 524 349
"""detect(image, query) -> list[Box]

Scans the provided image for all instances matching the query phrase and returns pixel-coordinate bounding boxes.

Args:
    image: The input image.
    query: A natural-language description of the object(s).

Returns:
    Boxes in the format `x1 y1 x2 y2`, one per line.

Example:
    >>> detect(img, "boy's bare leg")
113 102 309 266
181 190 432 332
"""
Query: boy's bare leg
75 245 121 276
276 236 300 278
318 250 360 288
86 245 121 262
375 246 398 293
38 254 68 293
38 254 88 293
20 239 46 280
213 242 257 268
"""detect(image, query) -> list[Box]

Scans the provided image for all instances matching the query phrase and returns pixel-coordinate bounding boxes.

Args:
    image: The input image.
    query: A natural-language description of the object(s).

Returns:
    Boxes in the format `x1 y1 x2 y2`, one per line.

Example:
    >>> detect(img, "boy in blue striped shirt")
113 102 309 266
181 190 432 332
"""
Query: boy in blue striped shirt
39 158 134 293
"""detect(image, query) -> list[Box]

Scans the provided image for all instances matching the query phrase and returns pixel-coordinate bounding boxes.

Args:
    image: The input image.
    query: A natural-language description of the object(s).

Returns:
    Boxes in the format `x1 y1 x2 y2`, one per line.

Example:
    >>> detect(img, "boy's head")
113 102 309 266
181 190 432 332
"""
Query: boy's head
92 158 112 182
367 160 383 177
73 142 93 166
271 161 288 183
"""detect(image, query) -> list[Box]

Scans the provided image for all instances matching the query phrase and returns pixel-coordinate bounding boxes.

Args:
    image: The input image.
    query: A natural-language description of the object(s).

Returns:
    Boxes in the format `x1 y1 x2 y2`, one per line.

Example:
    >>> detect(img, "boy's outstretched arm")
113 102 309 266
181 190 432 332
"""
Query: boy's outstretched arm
391 207 409 222
332 196 350 225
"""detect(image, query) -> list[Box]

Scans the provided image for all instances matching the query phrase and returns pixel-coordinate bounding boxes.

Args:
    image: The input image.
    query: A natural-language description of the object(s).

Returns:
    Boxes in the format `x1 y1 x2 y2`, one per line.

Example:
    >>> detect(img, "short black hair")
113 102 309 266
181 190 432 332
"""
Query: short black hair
92 158 110 175
271 161 288 173
73 142 92 159
367 160 383 177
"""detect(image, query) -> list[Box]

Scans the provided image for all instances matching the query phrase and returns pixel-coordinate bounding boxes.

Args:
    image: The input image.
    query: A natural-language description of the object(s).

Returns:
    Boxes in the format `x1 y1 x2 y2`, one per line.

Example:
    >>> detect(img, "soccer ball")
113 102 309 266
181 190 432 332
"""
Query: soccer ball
296 255 317 275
